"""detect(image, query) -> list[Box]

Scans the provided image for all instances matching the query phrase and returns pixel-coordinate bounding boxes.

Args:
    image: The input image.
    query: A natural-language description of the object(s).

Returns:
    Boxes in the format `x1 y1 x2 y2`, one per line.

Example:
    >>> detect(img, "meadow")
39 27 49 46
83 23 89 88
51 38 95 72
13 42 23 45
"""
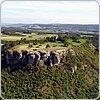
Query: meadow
67 39 86 46
2 32 87 52
10 42 66 52
1 33 57 41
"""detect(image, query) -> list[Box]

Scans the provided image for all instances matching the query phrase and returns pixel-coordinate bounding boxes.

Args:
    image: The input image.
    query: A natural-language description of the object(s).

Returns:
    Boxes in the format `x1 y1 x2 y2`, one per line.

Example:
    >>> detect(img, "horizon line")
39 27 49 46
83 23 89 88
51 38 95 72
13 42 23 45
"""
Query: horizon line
2 23 99 25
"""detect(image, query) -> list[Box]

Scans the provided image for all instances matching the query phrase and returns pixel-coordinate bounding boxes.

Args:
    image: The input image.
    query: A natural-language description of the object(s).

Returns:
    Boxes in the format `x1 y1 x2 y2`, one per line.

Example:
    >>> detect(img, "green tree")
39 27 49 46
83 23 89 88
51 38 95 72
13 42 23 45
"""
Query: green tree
46 44 50 48
63 41 69 47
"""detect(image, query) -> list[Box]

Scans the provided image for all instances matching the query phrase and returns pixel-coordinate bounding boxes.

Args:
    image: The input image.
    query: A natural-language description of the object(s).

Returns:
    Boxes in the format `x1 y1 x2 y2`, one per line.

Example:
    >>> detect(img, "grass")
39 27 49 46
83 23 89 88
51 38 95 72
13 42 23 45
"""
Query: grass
80 35 93 37
10 42 66 52
42 42 63 46
1 35 25 41
67 39 86 46
26 33 57 40
1 33 57 41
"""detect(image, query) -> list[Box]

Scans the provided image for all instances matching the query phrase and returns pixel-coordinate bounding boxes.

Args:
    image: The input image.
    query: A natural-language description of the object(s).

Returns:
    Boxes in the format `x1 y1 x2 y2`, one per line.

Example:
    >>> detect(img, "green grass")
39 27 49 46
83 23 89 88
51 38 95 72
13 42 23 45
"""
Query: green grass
42 42 63 46
1 33 57 41
11 41 65 52
67 39 86 46
27 33 57 40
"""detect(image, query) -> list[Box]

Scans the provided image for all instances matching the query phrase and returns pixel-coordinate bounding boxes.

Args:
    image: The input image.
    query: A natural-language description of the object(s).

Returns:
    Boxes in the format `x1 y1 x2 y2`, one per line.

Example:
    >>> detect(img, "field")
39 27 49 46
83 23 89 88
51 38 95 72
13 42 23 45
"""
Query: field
67 39 86 46
80 35 93 37
1 33 57 41
1 34 25 41
10 42 66 52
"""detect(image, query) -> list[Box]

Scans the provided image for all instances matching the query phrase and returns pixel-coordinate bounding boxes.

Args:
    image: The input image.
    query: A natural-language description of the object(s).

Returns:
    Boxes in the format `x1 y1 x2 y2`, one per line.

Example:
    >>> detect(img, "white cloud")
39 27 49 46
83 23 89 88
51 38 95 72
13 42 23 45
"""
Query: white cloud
1 1 99 24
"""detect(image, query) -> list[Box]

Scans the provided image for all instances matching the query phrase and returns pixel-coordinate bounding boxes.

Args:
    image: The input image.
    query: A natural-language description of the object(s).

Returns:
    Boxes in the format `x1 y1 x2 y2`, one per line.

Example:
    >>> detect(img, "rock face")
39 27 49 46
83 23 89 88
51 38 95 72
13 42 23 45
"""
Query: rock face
50 51 60 65
6 50 14 66
28 52 36 65
21 50 29 66
3 50 66 67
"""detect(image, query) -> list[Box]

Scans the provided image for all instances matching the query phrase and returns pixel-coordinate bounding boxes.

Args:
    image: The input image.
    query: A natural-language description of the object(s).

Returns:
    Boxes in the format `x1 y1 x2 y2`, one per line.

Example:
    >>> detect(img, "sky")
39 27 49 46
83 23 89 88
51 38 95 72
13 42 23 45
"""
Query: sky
1 1 99 24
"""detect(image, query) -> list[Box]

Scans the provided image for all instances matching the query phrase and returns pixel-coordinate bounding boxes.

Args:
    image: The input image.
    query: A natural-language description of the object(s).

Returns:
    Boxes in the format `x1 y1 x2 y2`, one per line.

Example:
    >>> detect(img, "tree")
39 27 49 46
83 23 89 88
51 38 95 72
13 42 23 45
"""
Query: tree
63 41 69 47
72 37 77 42
46 44 50 48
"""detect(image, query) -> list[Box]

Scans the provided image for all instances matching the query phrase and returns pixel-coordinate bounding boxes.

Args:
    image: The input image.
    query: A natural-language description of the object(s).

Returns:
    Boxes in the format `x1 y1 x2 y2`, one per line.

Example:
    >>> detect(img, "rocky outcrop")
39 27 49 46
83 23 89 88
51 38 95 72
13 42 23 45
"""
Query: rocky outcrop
3 50 66 67
2 48 88 74
6 50 14 66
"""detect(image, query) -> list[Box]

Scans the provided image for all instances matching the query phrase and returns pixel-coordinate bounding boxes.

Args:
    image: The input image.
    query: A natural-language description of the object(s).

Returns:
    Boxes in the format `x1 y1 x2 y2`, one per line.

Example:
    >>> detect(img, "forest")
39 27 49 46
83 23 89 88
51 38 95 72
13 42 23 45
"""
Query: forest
1 32 99 99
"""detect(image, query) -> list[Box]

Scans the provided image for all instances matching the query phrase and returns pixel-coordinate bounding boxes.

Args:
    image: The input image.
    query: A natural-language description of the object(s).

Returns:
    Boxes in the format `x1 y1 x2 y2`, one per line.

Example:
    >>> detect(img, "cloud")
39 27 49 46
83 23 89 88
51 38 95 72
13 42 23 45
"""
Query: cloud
1 1 99 24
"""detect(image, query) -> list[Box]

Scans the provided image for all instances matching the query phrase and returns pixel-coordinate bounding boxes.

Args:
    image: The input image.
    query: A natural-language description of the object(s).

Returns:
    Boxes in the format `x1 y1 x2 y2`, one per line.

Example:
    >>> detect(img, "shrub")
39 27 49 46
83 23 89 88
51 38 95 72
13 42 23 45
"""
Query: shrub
63 41 69 47
21 38 26 41
36 46 40 48
46 44 50 48
28 43 33 48
33 42 38 45
33 49 37 51
53 45 57 47
39 44 42 46
28 36 32 38
77 41 81 43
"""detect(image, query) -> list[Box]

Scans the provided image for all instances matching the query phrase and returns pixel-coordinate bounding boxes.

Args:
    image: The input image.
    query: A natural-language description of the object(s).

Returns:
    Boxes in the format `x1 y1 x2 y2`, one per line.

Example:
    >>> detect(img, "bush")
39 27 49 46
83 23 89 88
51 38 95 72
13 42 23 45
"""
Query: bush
28 43 33 48
36 46 40 48
77 41 81 43
63 41 69 47
28 36 32 38
21 38 26 41
39 44 42 46
46 44 50 48
61 45 64 47
33 49 37 51
53 45 57 47
33 42 38 45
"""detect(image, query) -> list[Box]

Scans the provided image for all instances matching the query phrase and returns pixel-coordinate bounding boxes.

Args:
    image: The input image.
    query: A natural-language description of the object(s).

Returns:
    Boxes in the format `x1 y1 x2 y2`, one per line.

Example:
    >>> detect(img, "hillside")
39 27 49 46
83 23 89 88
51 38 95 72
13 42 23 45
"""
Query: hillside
1 42 99 99
1 24 99 34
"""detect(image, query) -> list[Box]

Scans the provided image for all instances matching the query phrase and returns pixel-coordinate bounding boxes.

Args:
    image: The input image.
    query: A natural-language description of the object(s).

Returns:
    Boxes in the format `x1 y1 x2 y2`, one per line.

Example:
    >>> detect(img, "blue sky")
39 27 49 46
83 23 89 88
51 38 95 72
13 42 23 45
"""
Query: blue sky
1 1 99 24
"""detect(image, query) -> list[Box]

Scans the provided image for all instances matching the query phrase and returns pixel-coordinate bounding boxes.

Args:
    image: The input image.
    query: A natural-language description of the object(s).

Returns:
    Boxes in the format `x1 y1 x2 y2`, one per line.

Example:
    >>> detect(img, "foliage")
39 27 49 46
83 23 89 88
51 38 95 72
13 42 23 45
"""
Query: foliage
1 43 99 99
63 41 69 47
1 33 99 99
46 44 50 48
66 39 86 46
28 43 33 48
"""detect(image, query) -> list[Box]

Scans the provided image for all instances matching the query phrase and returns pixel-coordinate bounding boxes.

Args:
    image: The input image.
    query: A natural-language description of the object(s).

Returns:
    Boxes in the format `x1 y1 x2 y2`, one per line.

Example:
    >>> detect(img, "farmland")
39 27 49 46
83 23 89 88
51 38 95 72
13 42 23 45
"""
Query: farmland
1 33 57 41
1 32 87 52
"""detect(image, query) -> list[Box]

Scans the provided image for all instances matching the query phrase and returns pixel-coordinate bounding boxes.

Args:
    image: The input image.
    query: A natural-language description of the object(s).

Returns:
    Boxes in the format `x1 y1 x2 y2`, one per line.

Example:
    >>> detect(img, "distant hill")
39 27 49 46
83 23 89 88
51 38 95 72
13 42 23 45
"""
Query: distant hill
1 24 99 34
